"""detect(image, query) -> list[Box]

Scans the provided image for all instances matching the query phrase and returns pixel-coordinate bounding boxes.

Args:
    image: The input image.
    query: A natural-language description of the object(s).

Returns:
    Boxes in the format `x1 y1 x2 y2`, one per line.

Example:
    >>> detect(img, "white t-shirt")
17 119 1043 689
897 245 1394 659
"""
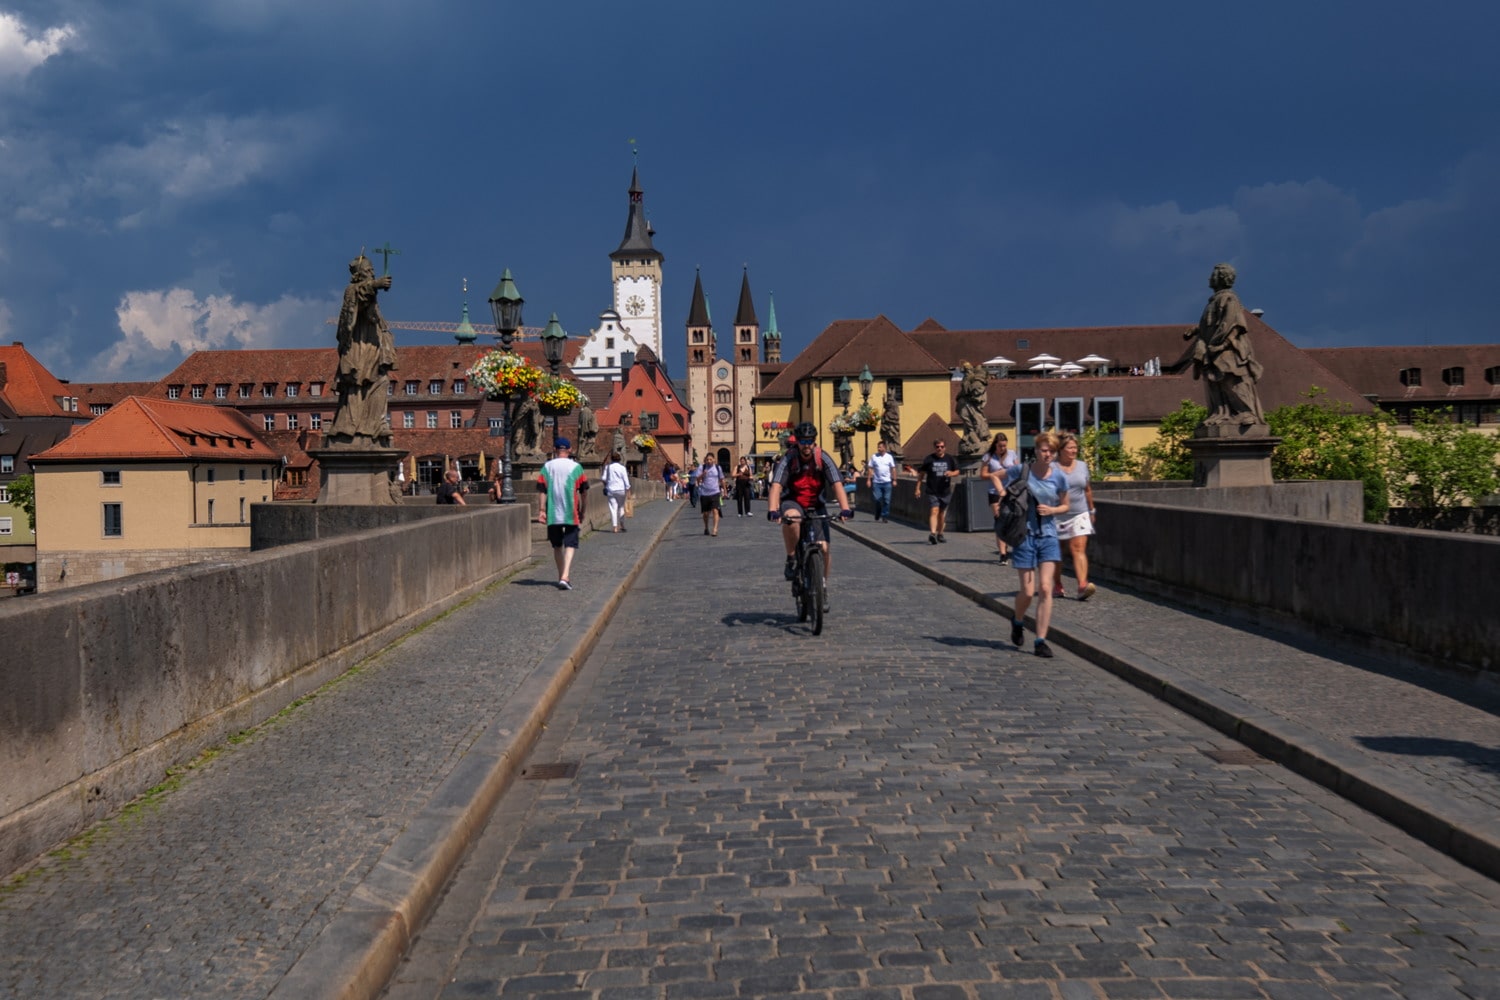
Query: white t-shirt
603 461 630 494
867 452 897 484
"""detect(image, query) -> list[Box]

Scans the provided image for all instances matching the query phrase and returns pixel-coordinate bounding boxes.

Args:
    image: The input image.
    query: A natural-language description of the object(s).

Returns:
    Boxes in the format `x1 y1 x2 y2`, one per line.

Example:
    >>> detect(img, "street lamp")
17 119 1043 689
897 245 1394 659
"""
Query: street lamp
859 363 874 464
488 269 524 504
540 312 568 438
836 376 852 410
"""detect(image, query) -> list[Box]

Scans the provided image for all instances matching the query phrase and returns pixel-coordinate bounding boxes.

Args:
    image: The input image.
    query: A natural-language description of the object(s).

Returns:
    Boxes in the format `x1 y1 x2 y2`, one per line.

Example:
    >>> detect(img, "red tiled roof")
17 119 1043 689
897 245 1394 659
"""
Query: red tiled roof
30 397 279 463
0 343 74 416
74 381 159 411
1305 345 1500 403
756 318 885 399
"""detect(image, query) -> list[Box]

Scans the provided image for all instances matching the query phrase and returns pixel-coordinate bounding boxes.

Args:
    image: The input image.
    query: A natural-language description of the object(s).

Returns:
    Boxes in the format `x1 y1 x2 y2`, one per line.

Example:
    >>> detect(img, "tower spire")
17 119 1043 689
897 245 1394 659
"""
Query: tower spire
610 161 663 263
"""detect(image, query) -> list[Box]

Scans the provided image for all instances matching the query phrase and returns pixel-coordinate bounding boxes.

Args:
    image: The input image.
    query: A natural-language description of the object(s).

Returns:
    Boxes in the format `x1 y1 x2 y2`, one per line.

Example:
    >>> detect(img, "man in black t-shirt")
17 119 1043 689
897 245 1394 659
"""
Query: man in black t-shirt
435 469 467 505
905 439 960 544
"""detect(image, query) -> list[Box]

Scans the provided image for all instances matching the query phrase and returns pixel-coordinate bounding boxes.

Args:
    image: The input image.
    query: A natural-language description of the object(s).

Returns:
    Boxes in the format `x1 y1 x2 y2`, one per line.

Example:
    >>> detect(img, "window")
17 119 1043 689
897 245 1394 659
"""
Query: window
0 456 12 474
606 337 615 349
205 468 216 483
239 384 252 398
429 380 442 395
238 468 246 482
190 385 205 399
642 412 659 431
263 384 275 398
263 415 275 431
286 384 299 397
426 411 438 429
91 404 108 415
1094 397 1124 447
453 379 467 395
715 388 732 404
1400 367 1422 387
1487 366 1500 386
590 356 599 367
0 486 8 502
310 413 322 429
103 502 123 537
215 384 228 399
167 385 182 399
310 382 323 397
403 411 415 429
0 517 10 535
405 381 419 395
206 498 215 524
240 498 246 522
489 417 502 432
287 414 299 430
1053 397 1084 435
1443 366 1465 386
886 378 903 403
450 411 463 428
606 356 614 367
1015 398 1045 460
284 469 307 486
692 331 705 344
262 468 269 480
387 382 394 395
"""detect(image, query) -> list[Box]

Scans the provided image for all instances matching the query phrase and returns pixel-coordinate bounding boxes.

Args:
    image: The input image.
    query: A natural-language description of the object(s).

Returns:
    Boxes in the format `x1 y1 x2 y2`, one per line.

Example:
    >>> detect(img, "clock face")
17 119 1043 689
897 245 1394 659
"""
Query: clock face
625 295 645 316
715 407 733 425
716 366 729 380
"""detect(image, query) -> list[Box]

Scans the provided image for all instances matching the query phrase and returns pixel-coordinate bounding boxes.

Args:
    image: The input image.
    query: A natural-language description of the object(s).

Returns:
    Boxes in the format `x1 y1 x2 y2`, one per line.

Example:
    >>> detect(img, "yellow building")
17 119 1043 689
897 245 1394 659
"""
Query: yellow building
29 397 279 592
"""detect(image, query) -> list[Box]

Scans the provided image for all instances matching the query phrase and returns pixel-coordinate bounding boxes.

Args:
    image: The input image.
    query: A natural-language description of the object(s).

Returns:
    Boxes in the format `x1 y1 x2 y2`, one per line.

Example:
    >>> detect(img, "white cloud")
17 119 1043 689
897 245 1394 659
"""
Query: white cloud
99 287 329 380
0 11 78 79
1105 199 1244 257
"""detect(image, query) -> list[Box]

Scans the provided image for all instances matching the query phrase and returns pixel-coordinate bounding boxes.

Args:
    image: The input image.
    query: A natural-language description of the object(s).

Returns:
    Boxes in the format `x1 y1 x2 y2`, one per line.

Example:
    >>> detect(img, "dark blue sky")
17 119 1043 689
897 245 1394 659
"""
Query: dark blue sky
2 1 1497 382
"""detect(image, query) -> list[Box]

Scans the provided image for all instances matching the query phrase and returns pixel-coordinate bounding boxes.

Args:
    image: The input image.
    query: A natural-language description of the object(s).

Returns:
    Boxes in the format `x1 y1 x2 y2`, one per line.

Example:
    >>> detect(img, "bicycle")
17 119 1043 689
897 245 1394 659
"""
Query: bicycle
772 509 846 636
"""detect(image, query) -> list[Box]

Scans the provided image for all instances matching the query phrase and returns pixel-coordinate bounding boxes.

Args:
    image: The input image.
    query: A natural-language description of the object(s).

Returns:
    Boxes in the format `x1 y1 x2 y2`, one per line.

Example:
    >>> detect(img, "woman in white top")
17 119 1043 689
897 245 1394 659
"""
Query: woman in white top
601 451 632 533
1053 433 1096 601
982 432 1020 563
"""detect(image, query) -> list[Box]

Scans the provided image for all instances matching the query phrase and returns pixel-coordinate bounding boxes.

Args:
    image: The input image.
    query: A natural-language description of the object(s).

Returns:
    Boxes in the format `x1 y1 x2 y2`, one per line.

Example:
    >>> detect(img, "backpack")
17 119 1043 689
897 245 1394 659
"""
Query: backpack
996 474 1034 549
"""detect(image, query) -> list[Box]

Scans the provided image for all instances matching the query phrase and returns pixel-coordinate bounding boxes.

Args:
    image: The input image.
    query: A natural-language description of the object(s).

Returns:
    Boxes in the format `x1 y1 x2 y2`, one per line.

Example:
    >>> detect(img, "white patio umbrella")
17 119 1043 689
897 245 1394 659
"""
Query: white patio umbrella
1028 362 1059 372
1056 363 1086 376
1028 353 1061 364
1075 354 1109 366
984 355 1015 367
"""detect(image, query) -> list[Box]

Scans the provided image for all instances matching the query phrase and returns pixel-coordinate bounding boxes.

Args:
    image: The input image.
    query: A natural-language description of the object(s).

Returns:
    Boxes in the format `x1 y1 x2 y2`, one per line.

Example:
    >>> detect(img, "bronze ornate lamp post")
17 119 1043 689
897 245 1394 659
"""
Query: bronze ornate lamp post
859 363 874 462
488 269 524 504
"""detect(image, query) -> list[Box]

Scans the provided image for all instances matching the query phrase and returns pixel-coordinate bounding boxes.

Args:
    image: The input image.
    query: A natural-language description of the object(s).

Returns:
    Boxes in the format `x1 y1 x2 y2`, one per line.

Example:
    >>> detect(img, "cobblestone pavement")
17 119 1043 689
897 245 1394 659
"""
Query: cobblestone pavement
0 500 677 1000
845 519 1500 833
386 510 1500 999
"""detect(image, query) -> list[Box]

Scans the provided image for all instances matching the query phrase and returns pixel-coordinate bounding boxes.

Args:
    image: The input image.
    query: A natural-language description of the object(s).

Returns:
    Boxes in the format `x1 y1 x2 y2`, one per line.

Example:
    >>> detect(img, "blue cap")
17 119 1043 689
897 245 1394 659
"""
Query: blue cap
553 437 571 450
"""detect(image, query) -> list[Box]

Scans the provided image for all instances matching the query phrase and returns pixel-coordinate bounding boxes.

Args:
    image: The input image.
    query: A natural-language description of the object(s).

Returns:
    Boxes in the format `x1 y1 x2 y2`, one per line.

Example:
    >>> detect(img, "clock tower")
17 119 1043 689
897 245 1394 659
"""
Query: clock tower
608 164 664 362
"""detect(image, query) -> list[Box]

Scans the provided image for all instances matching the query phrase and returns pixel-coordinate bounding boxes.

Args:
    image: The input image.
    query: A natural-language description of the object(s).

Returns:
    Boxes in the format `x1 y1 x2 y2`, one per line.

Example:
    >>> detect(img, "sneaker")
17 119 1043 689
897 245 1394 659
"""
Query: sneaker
929 533 938 545
704 528 710 535
1011 620 1024 647
784 556 797 581
937 534 947 543
1034 640 1054 658
1053 586 1066 599
557 580 572 591
998 553 1009 565
1078 583 1096 602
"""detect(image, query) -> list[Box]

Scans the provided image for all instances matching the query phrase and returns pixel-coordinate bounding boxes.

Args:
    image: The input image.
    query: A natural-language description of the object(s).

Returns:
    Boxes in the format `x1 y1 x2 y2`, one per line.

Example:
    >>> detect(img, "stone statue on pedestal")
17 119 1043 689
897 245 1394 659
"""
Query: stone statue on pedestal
512 393 546 461
955 360 990 455
1181 263 1266 427
327 255 395 448
880 390 902 459
576 397 598 460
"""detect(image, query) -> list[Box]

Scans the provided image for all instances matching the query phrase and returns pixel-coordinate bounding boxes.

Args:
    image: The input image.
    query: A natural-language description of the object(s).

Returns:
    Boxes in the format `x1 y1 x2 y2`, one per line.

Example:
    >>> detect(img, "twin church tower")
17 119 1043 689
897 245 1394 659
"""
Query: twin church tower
571 164 782 466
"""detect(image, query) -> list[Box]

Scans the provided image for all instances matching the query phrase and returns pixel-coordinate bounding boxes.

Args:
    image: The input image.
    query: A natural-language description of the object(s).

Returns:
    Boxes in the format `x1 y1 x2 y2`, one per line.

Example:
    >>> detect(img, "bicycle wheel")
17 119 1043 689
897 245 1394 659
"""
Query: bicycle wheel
793 555 809 622
806 549 825 635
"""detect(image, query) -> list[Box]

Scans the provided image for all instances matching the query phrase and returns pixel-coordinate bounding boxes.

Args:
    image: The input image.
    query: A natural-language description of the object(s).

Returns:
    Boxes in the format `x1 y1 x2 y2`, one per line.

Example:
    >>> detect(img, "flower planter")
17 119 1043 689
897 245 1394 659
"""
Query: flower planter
539 403 573 418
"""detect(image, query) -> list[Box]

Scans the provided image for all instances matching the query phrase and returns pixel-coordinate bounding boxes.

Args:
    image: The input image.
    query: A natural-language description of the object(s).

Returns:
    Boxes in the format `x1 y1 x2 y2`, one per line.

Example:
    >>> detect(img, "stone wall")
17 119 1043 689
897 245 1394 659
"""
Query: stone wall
38 544 242 593
1091 496 1499 676
0 504 532 877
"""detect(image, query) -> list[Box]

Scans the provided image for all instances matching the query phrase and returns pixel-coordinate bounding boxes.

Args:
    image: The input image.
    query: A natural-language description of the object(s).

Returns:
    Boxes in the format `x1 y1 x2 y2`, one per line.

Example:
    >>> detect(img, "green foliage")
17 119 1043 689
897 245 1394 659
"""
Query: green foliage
1130 401 1206 480
1267 389 1395 522
6 474 35 528
1390 408 1500 509
1080 422 1135 478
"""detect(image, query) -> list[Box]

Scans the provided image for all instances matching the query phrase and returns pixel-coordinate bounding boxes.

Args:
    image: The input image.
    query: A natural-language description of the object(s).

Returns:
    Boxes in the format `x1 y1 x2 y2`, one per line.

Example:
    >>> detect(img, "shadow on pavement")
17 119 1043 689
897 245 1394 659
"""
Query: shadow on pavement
1355 736 1500 776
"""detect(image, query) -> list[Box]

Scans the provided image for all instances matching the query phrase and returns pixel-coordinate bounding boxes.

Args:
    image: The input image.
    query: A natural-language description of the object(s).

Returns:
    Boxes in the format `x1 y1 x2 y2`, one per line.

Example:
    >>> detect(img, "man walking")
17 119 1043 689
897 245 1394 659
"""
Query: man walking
906 439 960 543
698 457 726 536
865 440 897 522
435 468 466 505
536 437 590 590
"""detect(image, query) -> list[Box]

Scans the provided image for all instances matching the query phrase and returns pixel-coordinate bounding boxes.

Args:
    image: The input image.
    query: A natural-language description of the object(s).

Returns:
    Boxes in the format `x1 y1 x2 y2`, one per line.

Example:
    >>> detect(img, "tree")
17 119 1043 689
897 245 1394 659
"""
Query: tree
1390 408 1500 510
1267 389 1395 522
1130 401 1206 480
1080 422 1135 478
7 473 35 530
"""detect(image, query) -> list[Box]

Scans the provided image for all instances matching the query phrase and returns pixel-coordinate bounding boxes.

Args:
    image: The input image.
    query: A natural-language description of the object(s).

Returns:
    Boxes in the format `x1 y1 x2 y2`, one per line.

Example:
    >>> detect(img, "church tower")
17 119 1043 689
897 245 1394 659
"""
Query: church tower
686 268 762 468
608 163 665 362
763 293 782 363
732 269 761 463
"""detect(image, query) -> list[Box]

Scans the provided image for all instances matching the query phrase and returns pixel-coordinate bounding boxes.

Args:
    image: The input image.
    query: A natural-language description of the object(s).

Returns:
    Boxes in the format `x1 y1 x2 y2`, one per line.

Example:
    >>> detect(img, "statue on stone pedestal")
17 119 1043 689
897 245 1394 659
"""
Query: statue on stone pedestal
880 390 902 458
328 255 396 448
512 393 546 461
834 430 854 470
611 421 627 460
576 396 598 460
1180 263 1266 427
955 360 990 455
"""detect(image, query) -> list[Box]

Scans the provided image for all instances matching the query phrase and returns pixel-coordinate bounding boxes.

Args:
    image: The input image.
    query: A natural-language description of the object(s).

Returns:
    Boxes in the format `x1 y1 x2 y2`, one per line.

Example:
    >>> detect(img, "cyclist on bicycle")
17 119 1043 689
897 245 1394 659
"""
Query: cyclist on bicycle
767 422 853 582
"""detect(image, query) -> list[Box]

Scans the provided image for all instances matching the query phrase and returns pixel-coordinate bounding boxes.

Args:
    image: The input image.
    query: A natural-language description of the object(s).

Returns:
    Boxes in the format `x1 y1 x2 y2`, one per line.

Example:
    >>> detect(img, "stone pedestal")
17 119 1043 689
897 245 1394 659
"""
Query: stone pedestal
1184 423 1280 487
309 447 407 505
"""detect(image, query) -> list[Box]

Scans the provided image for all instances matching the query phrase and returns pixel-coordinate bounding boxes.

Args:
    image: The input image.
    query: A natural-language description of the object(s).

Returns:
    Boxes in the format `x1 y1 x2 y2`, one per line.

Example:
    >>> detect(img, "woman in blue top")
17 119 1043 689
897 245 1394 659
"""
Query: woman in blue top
1000 430 1071 658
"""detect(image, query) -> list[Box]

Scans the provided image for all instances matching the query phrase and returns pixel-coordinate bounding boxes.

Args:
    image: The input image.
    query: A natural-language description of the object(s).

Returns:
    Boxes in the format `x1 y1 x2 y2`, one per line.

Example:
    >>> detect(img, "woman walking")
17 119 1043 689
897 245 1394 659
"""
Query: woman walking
1054 433 1097 600
1000 430 1071 658
982 432 1020 563
733 456 754 516
602 451 631 532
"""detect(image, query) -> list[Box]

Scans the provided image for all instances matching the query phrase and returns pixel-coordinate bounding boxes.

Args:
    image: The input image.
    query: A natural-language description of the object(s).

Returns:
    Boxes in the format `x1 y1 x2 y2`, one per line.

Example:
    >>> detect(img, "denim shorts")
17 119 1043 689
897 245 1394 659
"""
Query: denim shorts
1010 532 1061 569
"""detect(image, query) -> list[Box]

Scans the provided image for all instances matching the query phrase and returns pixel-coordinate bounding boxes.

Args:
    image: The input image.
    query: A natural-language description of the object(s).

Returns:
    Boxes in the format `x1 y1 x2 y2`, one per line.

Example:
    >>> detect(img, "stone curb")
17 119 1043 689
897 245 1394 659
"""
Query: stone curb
834 521 1500 883
266 504 682 1000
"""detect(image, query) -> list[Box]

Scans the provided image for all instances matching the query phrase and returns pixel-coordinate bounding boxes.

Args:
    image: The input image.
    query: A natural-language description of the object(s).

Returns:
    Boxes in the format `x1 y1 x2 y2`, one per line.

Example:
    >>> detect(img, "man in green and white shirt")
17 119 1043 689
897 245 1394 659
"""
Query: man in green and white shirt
536 437 590 590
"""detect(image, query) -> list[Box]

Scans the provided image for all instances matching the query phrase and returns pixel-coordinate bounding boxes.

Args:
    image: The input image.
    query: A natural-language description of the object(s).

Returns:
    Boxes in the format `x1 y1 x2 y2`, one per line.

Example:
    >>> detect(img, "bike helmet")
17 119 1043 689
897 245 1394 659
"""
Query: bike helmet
792 421 818 445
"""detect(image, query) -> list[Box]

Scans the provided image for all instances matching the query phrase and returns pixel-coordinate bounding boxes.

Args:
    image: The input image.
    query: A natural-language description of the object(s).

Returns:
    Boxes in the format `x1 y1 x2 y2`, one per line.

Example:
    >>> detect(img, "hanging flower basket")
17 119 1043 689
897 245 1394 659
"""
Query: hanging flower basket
632 433 657 452
468 350 544 399
828 414 854 435
851 403 880 432
536 374 582 416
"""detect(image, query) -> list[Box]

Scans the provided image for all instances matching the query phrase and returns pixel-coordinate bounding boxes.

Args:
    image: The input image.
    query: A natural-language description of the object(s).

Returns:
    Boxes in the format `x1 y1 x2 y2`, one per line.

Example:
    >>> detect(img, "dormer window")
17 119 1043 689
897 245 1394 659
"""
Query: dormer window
190 385 205 399
453 379 467 395
310 382 323 397
429 380 442 395
262 384 275 398
1442 366 1465 386
286 384 299 397
167 385 182 399
1399 367 1422 387
1486 366 1500 385
239 384 253 398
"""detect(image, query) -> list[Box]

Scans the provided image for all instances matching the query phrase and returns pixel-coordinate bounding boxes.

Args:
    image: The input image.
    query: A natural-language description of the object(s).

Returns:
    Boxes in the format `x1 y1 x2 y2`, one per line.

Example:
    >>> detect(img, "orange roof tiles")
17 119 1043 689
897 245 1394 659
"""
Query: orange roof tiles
30 397 278 463
0 343 75 417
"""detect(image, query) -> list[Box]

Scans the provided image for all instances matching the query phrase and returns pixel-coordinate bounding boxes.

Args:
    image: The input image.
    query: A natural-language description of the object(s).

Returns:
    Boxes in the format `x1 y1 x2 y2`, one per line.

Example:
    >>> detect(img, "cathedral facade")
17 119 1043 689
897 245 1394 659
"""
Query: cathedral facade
685 268 768 470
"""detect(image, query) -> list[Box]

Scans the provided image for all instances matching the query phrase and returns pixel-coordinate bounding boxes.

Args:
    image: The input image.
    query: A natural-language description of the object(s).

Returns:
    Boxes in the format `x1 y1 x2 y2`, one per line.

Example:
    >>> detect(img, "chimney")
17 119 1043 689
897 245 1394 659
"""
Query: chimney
619 350 634 382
